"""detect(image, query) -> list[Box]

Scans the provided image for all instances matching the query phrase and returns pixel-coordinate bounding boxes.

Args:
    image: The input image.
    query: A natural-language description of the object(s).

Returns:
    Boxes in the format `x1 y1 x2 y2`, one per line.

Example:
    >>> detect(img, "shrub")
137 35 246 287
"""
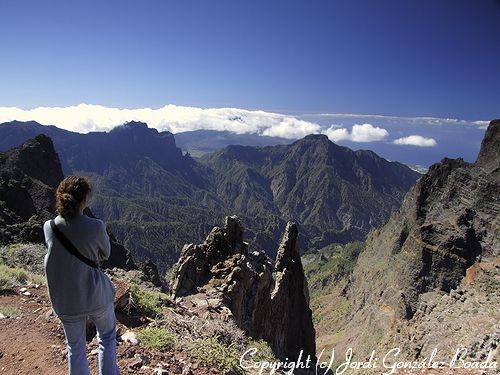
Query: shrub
186 336 244 375
137 327 176 350
0 263 45 291
244 339 277 364
129 283 170 317
0 243 47 274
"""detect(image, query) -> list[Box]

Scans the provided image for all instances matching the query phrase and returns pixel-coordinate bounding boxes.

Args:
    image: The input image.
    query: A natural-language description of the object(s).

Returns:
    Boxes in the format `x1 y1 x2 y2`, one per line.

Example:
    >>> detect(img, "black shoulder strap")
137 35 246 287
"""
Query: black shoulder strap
50 220 99 269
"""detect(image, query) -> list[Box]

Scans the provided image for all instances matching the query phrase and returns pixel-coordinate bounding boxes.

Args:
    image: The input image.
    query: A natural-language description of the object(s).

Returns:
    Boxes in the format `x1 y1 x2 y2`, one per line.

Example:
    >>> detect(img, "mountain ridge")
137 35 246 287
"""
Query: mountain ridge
0 120 420 270
205 133 419 248
311 119 500 365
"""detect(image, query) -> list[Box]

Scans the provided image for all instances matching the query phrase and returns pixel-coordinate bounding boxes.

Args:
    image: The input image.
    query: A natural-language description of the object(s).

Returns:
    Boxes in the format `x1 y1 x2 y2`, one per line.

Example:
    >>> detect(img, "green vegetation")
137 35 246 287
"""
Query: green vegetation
186 336 244 375
303 242 364 355
303 242 363 297
133 296 268 374
244 339 277 364
3 243 23 258
129 283 171 317
0 243 48 275
0 305 20 317
0 263 44 291
137 327 176 350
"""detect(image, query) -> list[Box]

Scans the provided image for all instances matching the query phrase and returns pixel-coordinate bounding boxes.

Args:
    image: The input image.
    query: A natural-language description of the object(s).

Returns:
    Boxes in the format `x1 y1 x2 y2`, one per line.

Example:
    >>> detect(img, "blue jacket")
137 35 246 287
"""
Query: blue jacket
43 214 115 317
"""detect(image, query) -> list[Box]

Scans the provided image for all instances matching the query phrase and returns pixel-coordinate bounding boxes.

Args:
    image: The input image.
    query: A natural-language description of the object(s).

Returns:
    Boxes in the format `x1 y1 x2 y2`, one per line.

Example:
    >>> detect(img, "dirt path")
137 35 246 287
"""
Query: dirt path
0 286 74 375
0 285 220 374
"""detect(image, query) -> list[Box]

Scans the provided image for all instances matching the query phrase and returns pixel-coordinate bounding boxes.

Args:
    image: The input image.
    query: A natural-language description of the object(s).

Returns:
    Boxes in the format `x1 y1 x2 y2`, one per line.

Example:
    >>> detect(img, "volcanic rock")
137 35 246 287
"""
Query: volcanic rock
0 134 63 244
334 119 500 361
476 119 499 175
170 216 316 363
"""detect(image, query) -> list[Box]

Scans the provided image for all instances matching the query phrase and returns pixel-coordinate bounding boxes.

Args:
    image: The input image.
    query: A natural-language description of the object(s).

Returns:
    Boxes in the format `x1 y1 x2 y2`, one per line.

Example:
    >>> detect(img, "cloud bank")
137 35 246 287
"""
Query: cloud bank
324 123 388 142
0 104 322 139
0 103 485 145
393 135 437 147
0 103 390 142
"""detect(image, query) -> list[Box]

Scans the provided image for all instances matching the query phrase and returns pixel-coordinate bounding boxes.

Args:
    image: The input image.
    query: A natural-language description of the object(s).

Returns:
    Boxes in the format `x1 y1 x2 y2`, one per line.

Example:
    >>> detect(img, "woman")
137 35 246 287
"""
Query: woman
44 176 119 375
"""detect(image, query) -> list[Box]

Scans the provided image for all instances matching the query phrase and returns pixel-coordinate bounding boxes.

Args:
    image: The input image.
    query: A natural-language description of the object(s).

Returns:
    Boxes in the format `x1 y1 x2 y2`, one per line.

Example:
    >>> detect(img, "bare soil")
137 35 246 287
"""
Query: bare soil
0 285 218 374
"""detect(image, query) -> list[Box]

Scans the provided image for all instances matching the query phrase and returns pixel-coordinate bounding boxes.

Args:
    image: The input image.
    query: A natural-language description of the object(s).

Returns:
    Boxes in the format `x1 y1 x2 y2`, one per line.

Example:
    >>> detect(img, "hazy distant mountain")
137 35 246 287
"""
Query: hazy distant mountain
174 129 292 156
0 120 420 270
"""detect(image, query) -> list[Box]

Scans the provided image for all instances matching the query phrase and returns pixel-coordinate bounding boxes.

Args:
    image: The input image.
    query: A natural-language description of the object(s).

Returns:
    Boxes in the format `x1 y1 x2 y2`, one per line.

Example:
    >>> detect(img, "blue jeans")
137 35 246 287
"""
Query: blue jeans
59 303 120 375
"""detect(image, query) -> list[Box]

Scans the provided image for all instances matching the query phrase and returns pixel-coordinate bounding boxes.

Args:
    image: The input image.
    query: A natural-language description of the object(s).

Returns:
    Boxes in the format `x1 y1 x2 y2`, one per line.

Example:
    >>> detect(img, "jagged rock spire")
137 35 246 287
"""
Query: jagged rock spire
270 222 316 361
274 222 300 271
170 217 316 364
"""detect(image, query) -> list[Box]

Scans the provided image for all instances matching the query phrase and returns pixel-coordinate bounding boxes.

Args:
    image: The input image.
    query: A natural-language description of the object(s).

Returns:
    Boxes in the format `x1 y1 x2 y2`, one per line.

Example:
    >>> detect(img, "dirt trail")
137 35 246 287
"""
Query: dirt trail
0 285 220 374
0 286 76 375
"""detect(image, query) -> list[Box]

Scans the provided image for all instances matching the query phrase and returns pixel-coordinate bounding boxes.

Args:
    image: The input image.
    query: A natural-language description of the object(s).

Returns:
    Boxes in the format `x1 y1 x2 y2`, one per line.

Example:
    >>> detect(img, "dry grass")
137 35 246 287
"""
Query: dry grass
0 263 44 291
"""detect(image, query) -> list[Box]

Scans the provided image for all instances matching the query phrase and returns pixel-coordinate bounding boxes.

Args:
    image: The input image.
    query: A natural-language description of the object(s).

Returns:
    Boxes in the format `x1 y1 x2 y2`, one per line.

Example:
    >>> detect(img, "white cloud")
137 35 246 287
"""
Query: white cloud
472 120 490 129
393 135 437 147
0 103 321 139
0 104 489 140
323 127 351 142
350 123 389 142
323 123 388 142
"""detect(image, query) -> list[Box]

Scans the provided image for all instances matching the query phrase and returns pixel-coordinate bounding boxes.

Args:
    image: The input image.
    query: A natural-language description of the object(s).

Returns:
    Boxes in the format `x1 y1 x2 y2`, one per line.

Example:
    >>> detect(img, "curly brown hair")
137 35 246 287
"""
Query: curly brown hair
55 176 91 219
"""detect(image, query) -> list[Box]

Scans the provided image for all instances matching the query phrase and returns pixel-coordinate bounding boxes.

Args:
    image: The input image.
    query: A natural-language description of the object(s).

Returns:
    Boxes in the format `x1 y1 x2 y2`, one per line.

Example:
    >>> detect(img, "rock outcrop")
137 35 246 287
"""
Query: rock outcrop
170 216 316 363
331 119 500 364
0 134 63 244
0 135 136 270
270 222 316 360
476 119 499 175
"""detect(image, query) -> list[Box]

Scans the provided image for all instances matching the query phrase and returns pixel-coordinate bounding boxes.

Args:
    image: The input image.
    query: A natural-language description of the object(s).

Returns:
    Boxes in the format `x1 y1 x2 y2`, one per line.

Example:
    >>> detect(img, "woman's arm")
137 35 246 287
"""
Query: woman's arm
97 220 111 261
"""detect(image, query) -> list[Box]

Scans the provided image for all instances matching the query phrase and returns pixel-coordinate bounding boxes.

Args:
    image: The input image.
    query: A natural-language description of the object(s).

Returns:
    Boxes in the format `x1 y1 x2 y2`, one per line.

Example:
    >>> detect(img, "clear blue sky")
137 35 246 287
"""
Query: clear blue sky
1 0 499 119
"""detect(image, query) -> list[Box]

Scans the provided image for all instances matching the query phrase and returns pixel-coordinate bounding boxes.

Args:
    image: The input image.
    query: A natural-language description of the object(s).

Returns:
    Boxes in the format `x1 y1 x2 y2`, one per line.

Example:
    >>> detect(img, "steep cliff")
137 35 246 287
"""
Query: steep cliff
0 134 63 244
170 216 316 363
330 120 499 364
476 118 500 176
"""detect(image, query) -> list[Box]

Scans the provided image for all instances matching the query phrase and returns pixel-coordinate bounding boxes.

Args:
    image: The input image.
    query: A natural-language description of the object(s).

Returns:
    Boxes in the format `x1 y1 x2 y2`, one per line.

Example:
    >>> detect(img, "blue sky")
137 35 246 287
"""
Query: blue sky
1 0 499 118
0 1 498 167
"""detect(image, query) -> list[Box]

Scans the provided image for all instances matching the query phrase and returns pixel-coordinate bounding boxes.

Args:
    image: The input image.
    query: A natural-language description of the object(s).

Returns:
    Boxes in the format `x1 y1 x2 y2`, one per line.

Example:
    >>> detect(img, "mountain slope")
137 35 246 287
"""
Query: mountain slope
318 119 499 366
0 134 63 244
0 121 226 267
0 135 135 269
0 120 420 270
205 134 420 250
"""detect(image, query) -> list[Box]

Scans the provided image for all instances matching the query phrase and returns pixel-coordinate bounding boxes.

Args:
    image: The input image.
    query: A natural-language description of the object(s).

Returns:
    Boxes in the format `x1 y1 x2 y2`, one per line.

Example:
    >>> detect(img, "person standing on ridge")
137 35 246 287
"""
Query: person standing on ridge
44 176 119 375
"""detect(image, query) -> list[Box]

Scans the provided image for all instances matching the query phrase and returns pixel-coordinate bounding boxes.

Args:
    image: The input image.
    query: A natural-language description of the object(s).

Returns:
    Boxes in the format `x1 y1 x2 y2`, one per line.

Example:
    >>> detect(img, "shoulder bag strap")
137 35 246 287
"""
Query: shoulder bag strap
50 219 99 269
